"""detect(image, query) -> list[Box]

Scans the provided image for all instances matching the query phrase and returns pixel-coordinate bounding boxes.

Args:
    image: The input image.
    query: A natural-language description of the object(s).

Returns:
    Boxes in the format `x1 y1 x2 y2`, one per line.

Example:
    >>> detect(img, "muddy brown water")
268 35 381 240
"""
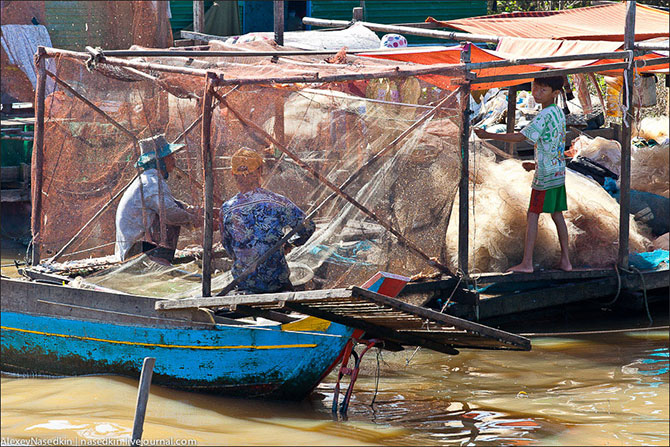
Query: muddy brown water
2 247 668 445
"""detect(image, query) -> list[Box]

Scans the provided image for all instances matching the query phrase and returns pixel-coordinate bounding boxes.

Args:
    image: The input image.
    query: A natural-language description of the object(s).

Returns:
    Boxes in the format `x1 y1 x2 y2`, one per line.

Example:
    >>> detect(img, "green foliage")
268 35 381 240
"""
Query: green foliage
489 0 669 13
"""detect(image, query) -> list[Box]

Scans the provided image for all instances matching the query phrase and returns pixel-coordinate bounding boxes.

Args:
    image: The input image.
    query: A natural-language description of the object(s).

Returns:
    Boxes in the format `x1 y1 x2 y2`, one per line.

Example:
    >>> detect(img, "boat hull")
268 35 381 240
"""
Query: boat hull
0 279 354 400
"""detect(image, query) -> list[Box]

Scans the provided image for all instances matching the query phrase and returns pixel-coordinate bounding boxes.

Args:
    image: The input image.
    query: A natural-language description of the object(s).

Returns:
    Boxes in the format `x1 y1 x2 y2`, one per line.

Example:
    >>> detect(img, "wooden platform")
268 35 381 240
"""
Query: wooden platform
401 266 669 323
155 286 531 354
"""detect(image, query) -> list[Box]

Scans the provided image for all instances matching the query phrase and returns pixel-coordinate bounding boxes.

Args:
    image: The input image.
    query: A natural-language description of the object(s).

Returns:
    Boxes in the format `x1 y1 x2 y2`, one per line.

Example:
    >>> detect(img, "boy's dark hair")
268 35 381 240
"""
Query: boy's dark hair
533 76 565 92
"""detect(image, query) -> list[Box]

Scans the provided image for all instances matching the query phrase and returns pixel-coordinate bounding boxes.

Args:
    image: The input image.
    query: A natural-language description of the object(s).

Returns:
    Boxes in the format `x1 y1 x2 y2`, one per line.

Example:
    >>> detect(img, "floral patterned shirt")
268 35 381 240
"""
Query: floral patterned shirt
219 188 315 293
521 103 567 190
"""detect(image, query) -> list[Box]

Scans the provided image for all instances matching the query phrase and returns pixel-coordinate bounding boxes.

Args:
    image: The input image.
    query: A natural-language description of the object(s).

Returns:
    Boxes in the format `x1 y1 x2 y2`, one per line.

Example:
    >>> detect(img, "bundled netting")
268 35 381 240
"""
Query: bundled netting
38 46 467 296
446 144 654 273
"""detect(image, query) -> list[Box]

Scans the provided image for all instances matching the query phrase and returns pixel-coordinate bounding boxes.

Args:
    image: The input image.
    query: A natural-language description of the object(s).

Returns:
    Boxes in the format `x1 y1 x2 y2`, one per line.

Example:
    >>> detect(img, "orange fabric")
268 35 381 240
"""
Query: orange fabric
361 44 535 90
431 3 669 42
362 39 667 90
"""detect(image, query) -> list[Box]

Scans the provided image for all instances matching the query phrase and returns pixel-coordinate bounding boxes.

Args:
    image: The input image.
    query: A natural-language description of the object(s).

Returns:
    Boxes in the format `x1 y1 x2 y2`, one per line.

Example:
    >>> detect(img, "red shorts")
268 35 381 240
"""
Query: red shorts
529 185 568 214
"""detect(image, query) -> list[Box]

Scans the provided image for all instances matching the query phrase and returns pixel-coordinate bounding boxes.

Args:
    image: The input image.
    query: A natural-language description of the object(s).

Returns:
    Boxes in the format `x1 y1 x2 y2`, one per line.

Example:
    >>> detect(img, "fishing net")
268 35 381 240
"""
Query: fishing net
37 47 467 296
445 143 654 273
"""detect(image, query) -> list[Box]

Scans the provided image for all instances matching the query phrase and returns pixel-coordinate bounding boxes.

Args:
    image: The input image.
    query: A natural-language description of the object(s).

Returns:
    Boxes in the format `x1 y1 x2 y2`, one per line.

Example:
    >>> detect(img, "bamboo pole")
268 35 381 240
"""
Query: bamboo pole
458 44 472 276
274 0 284 46
214 64 470 86
635 42 670 51
215 88 461 295
30 47 47 265
471 58 667 84
465 51 630 70
42 48 210 77
213 90 456 279
302 17 500 43
41 47 470 85
201 73 216 297
618 1 636 269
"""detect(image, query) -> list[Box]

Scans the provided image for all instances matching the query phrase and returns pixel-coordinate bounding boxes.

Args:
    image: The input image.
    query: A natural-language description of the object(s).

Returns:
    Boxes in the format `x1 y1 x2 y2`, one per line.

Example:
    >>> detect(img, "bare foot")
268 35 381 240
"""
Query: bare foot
558 260 573 271
506 263 534 273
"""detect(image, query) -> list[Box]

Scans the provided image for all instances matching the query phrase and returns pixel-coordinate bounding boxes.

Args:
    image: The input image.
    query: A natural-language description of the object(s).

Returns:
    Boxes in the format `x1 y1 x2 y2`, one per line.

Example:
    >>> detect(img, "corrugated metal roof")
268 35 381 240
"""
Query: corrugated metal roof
439 2 669 41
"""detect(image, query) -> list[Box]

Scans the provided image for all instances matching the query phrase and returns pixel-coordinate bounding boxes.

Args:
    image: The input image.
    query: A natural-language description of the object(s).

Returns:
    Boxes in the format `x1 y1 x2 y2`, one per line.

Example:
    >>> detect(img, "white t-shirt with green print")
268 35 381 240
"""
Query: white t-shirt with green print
521 103 566 190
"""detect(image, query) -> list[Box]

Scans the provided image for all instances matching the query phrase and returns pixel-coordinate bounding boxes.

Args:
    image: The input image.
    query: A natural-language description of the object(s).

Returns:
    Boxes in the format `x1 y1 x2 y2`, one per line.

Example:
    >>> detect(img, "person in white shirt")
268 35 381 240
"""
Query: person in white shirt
115 134 202 263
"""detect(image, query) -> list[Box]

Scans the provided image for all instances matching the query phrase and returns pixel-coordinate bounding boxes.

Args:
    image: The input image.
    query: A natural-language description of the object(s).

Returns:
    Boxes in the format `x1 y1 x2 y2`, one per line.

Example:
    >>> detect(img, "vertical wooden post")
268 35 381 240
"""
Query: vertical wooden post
352 7 363 21
618 0 636 268
506 84 518 155
201 73 215 297
131 357 155 445
30 46 47 265
458 43 472 276
274 1 284 46
273 99 285 158
193 1 204 34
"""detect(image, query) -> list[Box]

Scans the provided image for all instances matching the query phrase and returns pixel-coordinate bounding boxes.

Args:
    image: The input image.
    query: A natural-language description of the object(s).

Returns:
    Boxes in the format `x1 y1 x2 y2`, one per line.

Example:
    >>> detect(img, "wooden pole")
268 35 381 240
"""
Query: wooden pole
466 51 629 71
302 17 500 43
41 47 470 84
506 84 518 155
588 72 607 113
618 0 636 268
193 1 205 34
458 44 472 276
201 73 216 297
131 357 155 445
30 46 47 265
213 91 456 277
352 7 363 21
274 1 284 46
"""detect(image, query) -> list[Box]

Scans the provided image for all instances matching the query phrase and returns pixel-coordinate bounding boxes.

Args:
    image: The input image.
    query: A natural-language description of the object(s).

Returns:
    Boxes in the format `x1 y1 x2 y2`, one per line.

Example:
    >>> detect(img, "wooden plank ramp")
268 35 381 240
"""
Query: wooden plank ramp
155 286 531 355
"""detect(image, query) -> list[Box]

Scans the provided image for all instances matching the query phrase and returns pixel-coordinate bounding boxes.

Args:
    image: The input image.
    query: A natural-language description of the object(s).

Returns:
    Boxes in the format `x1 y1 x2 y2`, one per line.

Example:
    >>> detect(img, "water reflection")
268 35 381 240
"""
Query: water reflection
1 279 668 446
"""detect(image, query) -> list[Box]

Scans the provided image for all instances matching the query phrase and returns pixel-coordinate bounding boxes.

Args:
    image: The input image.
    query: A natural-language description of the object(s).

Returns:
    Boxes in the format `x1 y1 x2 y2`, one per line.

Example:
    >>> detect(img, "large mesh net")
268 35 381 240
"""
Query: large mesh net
38 47 467 297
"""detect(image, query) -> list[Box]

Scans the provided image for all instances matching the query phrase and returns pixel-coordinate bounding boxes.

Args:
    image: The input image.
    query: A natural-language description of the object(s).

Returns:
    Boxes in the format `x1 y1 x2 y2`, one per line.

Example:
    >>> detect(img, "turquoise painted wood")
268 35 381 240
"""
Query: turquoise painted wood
1 311 354 400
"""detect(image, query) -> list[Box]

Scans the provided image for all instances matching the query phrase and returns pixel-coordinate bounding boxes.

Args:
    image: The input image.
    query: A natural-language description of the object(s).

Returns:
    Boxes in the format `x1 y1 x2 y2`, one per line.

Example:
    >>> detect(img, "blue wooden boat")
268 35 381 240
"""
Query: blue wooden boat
0 277 355 400
1 270 530 403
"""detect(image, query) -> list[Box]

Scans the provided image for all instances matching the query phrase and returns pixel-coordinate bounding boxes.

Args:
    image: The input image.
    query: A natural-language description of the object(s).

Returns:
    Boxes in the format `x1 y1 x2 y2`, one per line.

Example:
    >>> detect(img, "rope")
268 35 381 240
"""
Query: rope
620 50 634 128
53 242 116 259
404 346 421 366
601 264 622 306
440 270 464 313
370 347 382 407
630 265 653 326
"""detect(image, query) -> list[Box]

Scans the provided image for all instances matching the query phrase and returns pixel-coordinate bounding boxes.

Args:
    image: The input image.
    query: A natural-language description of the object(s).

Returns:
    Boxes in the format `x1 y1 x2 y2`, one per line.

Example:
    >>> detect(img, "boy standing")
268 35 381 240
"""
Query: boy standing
474 76 572 273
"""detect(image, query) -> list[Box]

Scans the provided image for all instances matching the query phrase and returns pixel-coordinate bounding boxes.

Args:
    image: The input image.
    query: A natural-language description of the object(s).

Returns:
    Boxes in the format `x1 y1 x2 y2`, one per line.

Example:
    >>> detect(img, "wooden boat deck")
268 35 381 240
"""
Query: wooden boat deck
401 266 669 323
155 286 531 354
